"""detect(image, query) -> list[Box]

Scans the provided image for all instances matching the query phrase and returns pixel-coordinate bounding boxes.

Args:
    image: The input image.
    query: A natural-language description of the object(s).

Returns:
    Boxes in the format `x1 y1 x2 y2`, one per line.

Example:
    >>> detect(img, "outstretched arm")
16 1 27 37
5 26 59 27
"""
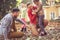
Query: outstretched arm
15 18 26 25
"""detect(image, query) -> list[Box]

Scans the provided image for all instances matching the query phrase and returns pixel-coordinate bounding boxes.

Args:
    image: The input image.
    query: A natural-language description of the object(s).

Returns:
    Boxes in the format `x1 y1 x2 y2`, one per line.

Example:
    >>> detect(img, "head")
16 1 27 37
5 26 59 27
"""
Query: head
33 0 39 5
27 2 33 9
12 8 20 18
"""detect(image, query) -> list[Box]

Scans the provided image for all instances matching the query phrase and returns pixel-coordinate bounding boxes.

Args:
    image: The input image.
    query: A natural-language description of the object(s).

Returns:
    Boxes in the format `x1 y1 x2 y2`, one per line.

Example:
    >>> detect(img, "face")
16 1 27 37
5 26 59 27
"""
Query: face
13 12 20 18
34 1 39 6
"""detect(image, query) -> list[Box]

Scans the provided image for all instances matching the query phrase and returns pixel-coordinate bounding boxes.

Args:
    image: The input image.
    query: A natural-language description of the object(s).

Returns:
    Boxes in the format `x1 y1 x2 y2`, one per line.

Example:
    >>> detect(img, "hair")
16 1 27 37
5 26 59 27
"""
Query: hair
33 0 39 2
12 8 20 12
26 2 31 7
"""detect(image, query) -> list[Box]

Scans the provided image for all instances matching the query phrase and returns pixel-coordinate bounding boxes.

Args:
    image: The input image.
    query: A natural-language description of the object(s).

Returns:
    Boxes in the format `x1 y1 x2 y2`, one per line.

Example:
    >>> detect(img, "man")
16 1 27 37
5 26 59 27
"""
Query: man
33 0 47 36
0 8 26 40
27 3 39 36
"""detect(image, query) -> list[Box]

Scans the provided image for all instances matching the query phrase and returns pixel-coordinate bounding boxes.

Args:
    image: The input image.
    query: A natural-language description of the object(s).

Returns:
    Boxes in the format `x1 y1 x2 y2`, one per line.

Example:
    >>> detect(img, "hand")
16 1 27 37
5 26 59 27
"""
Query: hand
32 10 36 14
25 24 29 27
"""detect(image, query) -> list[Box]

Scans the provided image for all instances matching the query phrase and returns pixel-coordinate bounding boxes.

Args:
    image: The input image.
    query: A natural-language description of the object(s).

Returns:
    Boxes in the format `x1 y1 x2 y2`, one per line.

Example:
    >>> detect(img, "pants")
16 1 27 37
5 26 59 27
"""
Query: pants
38 15 46 33
8 32 24 39
2 28 8 39
0 25 3 35
30 23 38 36
2 28 24 39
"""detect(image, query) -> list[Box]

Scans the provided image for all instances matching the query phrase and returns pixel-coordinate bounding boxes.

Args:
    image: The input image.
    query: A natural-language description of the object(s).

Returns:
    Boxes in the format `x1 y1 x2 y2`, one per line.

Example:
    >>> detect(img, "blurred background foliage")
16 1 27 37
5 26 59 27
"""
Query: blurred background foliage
0 0 60 20
0 0 22 20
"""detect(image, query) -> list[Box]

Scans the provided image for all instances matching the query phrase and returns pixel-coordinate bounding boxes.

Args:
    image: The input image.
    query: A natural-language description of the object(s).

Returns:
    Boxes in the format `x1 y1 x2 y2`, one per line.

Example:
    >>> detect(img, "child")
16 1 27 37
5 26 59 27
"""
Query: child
27 2 39 36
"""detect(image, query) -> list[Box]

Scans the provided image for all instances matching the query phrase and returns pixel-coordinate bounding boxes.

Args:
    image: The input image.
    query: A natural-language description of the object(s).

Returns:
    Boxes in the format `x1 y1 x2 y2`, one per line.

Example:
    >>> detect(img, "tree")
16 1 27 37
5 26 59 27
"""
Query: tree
0 0 17 20
22 0 32 3
41 0 47 5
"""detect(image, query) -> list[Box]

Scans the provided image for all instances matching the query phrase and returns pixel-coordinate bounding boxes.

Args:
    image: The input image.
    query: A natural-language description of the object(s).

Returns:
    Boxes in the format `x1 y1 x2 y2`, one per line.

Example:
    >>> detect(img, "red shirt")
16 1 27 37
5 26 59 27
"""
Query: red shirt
27 6 37 25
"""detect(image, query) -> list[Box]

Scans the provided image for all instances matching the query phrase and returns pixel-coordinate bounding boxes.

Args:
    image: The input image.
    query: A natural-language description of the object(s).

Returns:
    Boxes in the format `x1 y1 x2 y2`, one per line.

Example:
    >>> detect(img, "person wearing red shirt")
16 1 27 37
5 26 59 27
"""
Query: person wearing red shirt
27 3 38 36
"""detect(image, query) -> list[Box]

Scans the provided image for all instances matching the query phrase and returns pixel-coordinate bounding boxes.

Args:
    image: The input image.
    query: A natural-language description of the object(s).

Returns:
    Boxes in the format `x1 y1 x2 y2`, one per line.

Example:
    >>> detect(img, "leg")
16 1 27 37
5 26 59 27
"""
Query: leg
31 24 39 36
8 32 24 39
38 15 46 35
2 28 9 40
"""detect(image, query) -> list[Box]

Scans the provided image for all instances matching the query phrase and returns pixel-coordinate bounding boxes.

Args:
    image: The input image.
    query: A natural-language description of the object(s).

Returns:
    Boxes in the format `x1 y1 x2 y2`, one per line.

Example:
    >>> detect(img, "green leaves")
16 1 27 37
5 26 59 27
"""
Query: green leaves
16 0 22 6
